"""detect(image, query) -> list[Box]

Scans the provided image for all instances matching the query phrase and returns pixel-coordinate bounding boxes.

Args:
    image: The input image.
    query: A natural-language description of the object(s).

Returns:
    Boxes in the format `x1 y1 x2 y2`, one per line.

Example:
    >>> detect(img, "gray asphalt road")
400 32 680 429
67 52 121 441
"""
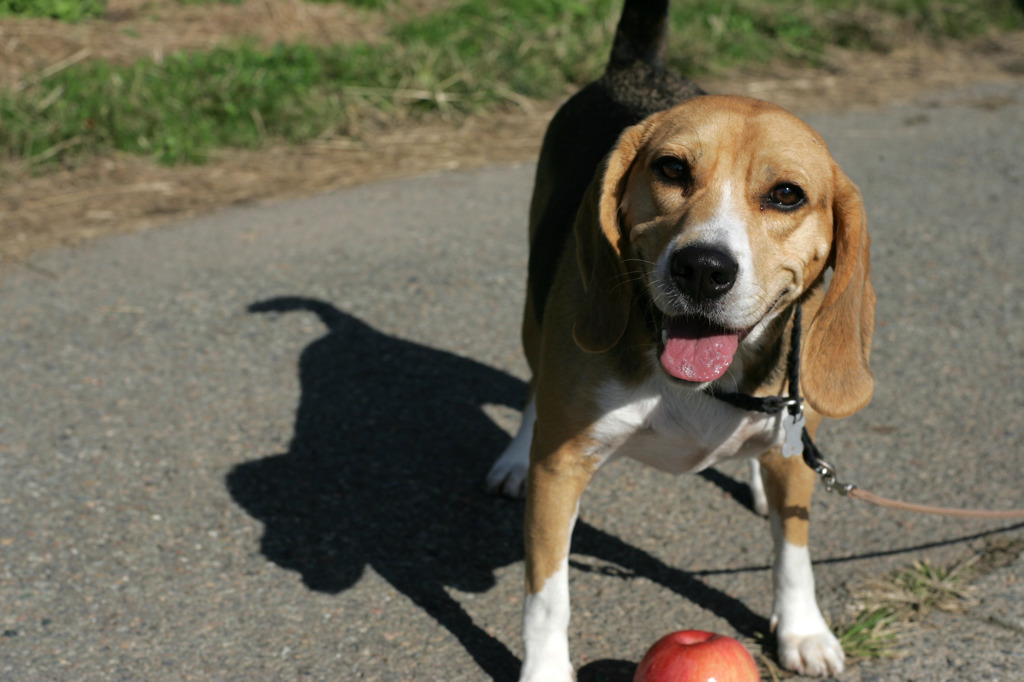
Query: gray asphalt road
2 79 1023 682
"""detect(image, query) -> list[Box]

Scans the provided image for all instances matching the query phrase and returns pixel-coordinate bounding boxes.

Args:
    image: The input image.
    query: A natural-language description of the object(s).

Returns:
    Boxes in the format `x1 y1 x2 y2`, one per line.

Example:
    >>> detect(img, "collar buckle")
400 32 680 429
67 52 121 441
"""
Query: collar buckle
761 395 801 414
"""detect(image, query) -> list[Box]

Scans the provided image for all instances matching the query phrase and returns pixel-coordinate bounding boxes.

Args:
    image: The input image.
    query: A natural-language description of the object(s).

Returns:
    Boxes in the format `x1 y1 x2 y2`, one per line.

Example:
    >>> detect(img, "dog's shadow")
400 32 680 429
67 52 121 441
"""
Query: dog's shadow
227 297 768 681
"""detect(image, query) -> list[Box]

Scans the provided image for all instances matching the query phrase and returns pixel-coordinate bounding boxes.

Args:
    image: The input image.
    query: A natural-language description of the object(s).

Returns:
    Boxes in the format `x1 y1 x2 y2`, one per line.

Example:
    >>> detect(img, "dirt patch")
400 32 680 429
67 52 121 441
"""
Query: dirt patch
0 0 395 90
0 104 558 260
2 8 1023 262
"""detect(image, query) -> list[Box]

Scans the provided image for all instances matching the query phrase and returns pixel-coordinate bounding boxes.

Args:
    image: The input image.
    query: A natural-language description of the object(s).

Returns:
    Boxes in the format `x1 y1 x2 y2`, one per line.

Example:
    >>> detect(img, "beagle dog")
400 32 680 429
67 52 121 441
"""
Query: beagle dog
486 1 875 679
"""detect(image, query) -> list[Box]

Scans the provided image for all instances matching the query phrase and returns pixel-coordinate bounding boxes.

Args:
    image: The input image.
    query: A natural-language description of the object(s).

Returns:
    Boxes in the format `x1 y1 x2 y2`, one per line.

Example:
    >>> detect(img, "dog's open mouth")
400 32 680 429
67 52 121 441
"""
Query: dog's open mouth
659 316 744 383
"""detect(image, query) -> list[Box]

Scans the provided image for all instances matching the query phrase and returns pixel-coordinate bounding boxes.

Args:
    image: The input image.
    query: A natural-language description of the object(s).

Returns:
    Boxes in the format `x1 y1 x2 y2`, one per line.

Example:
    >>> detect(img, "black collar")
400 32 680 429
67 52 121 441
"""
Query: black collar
705 305 836 480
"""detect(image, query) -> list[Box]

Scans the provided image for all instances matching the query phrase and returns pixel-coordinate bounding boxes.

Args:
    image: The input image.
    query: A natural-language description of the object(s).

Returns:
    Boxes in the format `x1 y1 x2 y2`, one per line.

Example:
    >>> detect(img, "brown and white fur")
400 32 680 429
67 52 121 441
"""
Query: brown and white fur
485 1 875 679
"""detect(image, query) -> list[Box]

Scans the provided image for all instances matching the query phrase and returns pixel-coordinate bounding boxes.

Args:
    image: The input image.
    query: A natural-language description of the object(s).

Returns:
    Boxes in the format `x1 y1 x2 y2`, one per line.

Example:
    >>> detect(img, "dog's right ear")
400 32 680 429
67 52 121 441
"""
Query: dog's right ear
572 117 658 353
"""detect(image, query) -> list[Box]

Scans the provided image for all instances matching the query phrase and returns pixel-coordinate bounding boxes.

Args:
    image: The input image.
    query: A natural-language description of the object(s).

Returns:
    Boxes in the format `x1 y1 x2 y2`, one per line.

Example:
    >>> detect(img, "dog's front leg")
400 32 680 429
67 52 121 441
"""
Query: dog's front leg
759 422 845 677
519 439 595 682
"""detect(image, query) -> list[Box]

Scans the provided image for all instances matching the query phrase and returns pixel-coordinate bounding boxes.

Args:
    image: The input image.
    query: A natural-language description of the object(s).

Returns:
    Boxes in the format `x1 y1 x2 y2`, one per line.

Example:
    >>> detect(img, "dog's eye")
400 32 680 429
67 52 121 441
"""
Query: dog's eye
653 156 691 185
766 183 806 210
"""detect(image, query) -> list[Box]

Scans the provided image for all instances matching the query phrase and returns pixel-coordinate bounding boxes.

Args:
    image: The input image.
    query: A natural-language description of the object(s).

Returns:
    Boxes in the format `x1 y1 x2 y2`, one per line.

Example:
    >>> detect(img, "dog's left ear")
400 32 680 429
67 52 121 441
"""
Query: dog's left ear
572 117 658 353
801 167 877 418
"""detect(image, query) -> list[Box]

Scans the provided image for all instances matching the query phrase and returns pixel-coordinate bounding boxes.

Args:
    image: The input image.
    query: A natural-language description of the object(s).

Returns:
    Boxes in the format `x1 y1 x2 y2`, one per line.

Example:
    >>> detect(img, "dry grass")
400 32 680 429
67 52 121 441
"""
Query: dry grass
836 539 1024 664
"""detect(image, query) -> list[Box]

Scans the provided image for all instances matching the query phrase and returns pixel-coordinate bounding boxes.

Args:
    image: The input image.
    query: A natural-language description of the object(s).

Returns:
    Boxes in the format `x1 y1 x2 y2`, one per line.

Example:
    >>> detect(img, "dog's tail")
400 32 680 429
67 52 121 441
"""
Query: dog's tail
608 0 670 70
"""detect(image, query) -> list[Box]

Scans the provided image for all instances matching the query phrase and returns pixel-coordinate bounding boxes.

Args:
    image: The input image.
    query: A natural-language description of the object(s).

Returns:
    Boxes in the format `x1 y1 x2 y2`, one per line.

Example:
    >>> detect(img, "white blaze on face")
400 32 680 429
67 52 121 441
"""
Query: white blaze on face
691 180 758 318
653 180 759 382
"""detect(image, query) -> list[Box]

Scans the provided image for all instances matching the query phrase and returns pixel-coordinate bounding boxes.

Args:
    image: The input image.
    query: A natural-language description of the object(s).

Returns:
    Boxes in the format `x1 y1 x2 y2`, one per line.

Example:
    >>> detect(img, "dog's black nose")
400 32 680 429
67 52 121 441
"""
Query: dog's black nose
670 245 739 301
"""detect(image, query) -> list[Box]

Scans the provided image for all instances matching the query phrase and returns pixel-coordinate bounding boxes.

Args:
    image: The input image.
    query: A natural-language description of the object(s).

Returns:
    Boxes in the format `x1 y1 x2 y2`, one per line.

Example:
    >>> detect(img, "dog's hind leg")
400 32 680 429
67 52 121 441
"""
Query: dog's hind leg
486 395 536 499
749 458 769 516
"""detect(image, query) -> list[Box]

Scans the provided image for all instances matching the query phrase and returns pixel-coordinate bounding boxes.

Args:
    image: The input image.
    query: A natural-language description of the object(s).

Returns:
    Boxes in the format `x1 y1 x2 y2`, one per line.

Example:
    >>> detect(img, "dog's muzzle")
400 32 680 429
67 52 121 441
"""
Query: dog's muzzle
658 245 743 383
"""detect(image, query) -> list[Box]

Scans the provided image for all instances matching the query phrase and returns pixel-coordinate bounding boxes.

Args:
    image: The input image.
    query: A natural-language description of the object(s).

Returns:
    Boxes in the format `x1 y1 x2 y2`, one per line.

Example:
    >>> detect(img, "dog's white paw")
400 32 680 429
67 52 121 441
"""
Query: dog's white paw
486 398 535 499
518 659 574 682
485 449 529 498
773 617 845 677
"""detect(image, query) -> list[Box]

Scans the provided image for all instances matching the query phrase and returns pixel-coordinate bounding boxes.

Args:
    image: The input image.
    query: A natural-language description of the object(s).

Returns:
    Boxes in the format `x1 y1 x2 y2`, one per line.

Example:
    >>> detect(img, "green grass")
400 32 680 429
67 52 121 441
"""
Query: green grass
0 0 104 20
665 0 1024 73
1 0 620 165
837 605 904 661
2 0 1022 167
834 555 980 662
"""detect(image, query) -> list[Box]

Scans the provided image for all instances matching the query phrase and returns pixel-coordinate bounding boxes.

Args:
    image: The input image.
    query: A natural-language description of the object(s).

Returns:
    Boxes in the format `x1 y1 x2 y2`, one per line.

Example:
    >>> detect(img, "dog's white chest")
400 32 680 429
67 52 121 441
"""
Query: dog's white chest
592 376 784 474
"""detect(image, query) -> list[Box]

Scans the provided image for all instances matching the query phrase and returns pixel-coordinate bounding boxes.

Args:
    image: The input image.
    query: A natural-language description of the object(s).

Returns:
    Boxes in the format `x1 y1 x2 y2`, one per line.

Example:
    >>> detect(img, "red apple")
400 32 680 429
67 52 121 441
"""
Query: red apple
634 630 760 682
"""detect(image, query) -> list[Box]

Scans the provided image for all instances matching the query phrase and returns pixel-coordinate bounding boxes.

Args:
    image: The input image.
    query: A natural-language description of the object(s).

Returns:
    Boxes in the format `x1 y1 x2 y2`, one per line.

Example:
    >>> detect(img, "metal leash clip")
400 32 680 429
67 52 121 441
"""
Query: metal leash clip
805 452 855 496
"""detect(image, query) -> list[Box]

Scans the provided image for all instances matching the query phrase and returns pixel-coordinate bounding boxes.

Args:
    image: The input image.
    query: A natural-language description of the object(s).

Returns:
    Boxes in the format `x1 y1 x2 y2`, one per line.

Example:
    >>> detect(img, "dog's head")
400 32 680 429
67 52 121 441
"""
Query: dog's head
573 95 875 418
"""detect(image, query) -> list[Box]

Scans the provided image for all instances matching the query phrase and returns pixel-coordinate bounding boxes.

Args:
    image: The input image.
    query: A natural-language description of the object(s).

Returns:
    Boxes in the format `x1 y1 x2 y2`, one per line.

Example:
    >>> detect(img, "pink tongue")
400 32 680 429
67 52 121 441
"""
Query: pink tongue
660 320 739 382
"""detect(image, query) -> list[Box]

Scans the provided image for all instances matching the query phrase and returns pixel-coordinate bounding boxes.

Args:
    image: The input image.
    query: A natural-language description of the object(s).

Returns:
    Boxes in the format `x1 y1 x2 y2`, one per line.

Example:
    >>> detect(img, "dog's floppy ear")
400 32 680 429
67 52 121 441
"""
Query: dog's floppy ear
801 167 876 418
572 119 655 353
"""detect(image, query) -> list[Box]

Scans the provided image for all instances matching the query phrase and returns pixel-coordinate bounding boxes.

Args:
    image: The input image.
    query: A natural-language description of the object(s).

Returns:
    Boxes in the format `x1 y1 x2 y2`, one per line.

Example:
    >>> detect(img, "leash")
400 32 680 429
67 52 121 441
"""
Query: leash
708 307 1024 519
